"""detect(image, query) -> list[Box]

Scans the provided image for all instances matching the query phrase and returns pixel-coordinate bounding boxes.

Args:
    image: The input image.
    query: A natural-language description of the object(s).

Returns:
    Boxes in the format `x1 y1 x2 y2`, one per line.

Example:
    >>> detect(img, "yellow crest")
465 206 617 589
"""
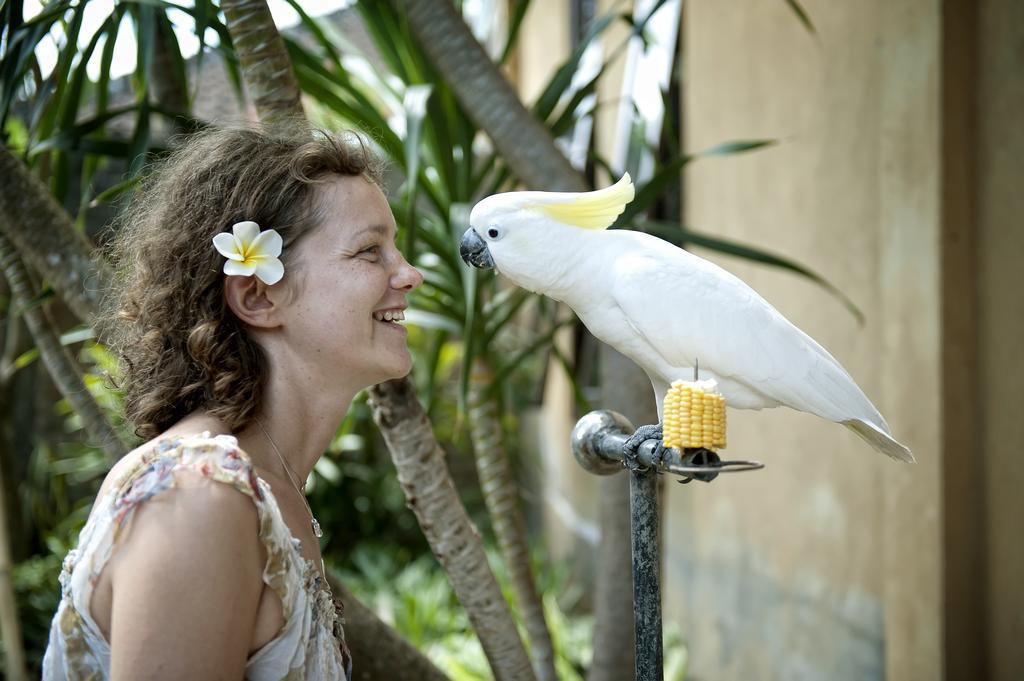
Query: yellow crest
528 174 635 230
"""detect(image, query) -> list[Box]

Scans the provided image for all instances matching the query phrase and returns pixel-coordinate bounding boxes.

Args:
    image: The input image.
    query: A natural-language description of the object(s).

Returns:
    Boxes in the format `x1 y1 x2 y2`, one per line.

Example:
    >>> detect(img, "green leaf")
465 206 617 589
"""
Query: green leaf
551 343 590 414
8 323 94 372
482 288 532 347
354 3 402 75
155 11 188 112
190 0 211 101
88 174 143 207
76 152 101 227
32 0 85 143
420 329 447 415
280 0 344 68
1 3 71 128
532 10 617 122
402 83 432 259
404 309 461 334
782 0 816 35
484 316 576 402
457 266 482 423
13 0 73 30
45 136 134 158
13 283 53 312
416 264 463 304
695 138 777 157
13 347 39 370
611 139 776 229
29 105 138 157
498 0 531 66
132 2 156 98
547 71 601 138
59 325 95 345
611 153 690 228
96 6 127 118
286 42 403 159
58 8 114 133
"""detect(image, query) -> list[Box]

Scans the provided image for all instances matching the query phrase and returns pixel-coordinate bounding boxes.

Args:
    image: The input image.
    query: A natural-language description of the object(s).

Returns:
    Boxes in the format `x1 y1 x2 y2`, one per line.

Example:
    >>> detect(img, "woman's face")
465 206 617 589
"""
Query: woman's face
281 174 422 388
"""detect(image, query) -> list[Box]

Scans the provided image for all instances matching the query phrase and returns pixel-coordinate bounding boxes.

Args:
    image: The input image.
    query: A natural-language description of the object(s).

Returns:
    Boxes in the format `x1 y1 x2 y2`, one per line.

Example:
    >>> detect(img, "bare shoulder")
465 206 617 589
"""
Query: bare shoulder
104 452 266 679
106 437 264 577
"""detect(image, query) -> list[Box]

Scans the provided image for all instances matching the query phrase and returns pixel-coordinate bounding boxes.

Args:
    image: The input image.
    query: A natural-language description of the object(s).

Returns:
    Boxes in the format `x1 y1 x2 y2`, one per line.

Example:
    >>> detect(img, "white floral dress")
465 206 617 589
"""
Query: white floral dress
41 433 352 680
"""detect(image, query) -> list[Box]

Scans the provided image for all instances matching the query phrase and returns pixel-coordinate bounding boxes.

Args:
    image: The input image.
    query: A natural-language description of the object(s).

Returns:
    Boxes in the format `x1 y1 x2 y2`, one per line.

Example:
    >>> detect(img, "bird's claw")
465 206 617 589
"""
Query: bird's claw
622 423 666 473
677 448 723 484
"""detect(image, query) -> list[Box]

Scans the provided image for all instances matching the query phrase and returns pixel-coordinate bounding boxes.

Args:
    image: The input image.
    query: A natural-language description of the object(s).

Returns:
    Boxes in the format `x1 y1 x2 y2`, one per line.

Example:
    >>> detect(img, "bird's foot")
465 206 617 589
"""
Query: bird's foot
622 423 667 472
678 447 723 484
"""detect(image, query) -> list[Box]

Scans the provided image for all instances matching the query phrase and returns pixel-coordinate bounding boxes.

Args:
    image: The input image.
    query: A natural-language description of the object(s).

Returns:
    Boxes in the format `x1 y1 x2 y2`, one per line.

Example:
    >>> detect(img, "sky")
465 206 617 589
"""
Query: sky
24 0 352 81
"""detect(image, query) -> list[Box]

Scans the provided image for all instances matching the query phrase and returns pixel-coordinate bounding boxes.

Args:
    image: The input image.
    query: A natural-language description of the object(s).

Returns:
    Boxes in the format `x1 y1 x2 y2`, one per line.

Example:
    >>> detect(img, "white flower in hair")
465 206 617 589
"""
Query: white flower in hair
212 221 284 285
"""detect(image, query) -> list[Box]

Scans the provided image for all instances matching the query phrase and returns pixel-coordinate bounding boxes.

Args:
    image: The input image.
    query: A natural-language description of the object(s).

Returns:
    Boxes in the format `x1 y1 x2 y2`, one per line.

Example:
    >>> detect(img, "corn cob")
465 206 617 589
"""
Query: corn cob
662 379 727 450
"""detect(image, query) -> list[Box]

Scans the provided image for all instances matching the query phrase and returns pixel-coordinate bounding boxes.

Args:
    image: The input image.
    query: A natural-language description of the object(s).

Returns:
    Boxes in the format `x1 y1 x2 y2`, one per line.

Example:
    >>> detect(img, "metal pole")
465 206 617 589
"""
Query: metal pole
630 468 663 681
570 410 762 681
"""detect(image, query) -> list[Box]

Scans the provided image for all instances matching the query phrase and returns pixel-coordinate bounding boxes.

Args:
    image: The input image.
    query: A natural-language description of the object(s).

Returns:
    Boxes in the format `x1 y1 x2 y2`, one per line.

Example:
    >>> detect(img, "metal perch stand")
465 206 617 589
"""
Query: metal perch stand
570 410 763 681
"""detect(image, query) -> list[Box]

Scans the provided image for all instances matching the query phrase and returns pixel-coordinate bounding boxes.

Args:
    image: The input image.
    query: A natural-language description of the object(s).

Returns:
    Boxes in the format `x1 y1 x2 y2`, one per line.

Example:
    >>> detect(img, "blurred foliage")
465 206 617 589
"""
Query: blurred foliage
335 542 689 681
10 551 62 668
0 0 222 222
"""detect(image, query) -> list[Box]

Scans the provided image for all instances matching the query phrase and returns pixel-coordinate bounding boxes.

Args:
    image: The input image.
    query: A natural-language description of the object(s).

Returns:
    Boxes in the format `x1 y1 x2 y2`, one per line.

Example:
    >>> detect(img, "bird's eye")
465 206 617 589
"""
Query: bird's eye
487 227 500 239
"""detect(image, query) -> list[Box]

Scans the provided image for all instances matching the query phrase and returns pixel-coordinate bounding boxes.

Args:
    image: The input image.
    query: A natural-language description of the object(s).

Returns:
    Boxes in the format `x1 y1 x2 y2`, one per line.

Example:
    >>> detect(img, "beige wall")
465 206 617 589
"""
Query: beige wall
679 0 1021 678
679 1 909 678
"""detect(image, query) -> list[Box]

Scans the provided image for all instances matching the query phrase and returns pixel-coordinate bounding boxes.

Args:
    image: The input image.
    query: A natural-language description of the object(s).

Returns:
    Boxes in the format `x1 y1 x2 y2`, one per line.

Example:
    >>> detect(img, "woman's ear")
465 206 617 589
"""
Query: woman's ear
223 275 282 329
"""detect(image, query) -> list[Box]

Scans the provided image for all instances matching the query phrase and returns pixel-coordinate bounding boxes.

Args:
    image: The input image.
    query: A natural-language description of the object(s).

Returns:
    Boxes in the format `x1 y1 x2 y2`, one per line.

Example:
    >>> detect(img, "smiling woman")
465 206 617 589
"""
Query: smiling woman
40 121 422 681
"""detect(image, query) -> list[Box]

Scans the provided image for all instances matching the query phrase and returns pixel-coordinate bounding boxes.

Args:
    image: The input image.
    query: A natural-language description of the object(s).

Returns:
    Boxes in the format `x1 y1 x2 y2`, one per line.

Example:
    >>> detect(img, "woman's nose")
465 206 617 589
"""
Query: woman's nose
393 256 423 291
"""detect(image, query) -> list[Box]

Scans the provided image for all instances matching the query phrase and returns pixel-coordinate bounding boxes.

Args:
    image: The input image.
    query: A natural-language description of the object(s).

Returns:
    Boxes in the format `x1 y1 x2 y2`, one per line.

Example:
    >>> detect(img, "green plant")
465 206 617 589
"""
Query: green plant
331 542 683 681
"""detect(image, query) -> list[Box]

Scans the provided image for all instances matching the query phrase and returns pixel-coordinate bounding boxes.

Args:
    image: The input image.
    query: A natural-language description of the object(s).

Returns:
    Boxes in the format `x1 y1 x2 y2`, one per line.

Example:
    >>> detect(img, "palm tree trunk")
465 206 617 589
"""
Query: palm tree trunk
0 147 110 321
219 0 307 127
0 234 126 462
469 358 556 681
368 377 536 680
389 0 585 193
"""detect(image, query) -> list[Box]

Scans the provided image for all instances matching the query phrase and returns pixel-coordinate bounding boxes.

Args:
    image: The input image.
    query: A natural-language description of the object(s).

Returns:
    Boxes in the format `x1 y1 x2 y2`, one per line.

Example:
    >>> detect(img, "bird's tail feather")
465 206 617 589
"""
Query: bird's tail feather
843 419 915 462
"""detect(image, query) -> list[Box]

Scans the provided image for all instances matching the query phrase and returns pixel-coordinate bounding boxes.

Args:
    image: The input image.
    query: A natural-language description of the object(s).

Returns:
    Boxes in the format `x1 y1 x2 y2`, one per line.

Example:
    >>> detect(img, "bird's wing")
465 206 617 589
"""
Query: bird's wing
608 241 886 426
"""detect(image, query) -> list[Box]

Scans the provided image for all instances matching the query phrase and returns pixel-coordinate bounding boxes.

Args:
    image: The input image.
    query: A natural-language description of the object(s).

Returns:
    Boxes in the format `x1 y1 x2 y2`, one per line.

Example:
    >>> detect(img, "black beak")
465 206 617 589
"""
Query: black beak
459 228 495 269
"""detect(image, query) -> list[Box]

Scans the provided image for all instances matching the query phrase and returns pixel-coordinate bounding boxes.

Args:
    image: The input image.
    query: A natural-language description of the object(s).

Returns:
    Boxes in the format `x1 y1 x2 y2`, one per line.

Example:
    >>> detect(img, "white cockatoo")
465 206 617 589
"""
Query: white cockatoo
459 175 913 462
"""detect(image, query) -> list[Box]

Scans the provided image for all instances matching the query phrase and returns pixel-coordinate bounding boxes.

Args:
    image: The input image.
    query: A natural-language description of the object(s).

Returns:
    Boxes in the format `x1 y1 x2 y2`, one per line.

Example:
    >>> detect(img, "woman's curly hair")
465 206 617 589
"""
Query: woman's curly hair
98 121 384 441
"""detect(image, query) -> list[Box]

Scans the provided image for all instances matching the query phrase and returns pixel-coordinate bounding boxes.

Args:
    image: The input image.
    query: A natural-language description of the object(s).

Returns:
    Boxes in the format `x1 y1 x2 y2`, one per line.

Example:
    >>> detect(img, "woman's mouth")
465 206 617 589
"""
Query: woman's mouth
373 308 407 332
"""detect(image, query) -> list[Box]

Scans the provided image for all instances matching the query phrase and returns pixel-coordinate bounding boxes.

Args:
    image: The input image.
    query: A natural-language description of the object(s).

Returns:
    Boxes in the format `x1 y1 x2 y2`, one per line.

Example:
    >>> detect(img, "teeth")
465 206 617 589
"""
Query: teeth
374 309 405 323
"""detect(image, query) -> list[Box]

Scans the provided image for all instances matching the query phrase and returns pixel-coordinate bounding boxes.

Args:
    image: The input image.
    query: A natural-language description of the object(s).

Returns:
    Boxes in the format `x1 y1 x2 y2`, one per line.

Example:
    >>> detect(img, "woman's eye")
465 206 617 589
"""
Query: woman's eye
360 245 381 259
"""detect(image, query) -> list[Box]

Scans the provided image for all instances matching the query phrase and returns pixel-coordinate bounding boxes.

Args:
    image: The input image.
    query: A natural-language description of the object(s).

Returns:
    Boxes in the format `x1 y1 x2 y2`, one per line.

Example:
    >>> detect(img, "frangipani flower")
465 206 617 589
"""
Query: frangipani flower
213 221 284 285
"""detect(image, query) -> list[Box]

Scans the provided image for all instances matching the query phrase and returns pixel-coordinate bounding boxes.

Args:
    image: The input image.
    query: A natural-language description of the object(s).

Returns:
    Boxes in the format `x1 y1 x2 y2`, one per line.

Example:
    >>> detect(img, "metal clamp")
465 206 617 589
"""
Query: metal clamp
570 409 764 483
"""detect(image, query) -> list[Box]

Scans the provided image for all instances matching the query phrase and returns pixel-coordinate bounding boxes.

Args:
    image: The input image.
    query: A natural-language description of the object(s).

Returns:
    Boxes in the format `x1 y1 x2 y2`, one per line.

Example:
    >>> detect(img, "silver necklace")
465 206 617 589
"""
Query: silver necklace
254 417 323 538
